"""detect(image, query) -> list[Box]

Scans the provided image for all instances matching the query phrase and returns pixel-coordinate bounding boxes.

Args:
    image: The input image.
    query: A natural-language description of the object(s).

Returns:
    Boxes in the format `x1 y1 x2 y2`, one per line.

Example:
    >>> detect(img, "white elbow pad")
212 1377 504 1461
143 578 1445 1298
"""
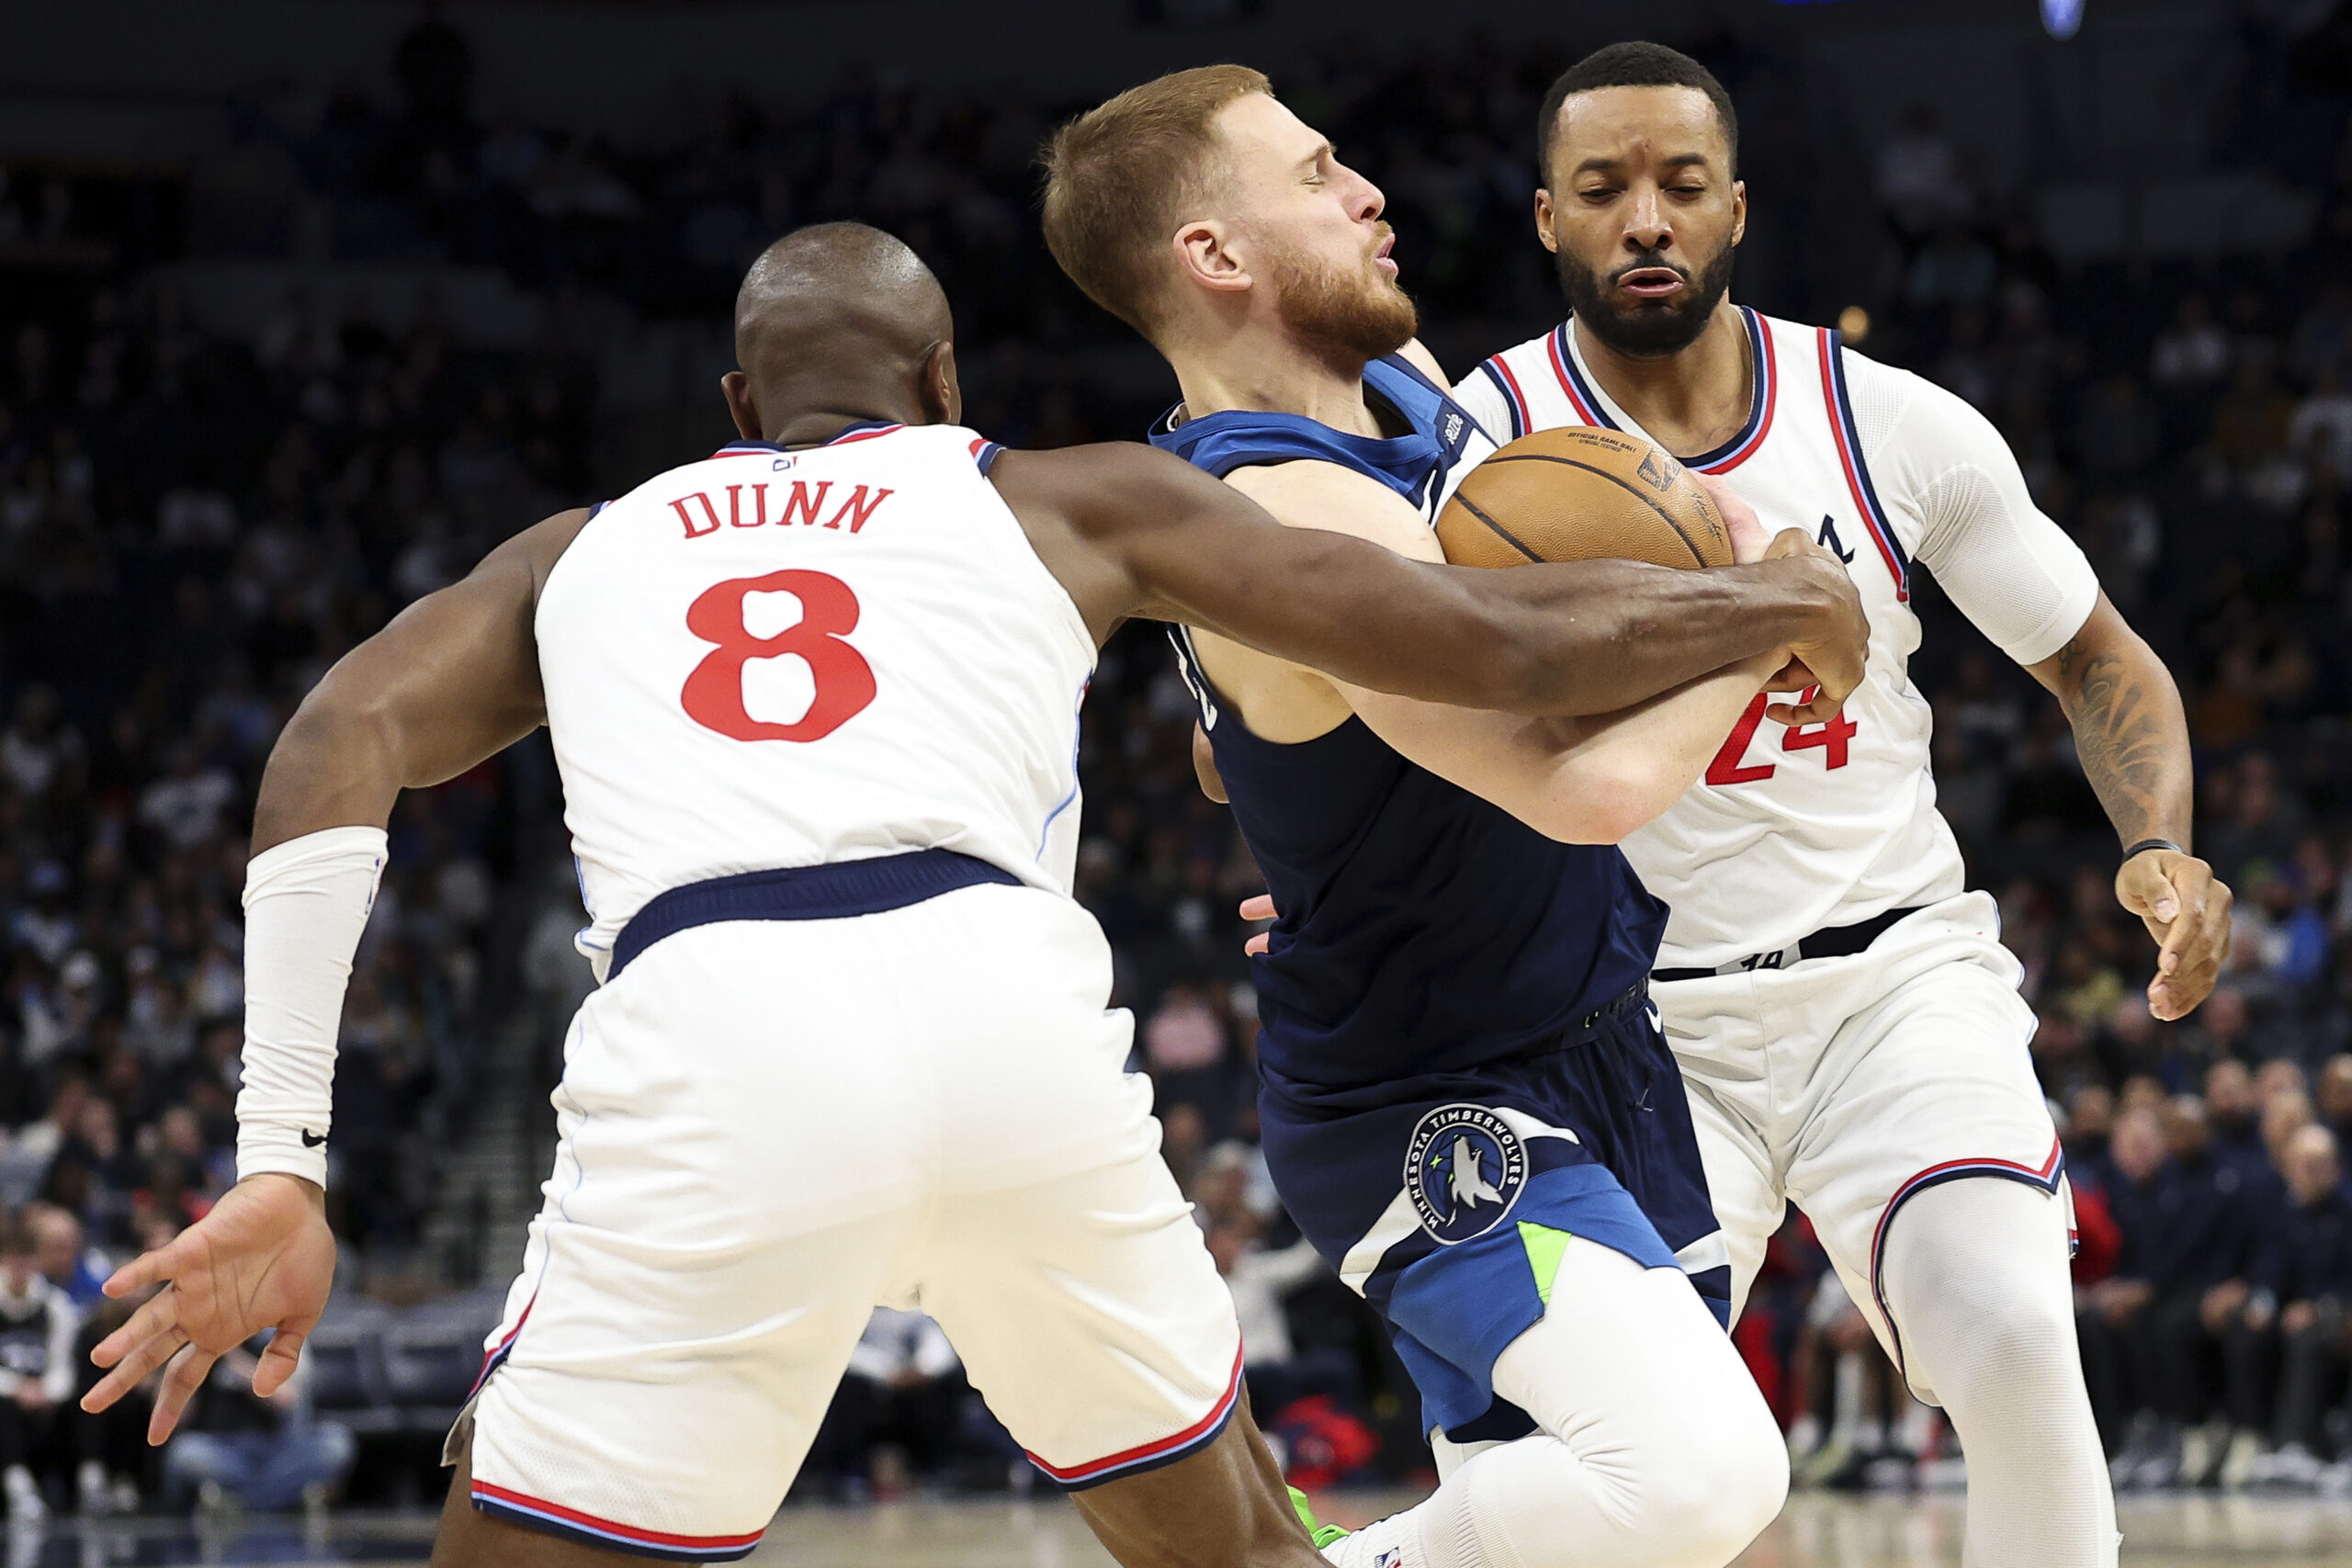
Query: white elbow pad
235 825 389 1188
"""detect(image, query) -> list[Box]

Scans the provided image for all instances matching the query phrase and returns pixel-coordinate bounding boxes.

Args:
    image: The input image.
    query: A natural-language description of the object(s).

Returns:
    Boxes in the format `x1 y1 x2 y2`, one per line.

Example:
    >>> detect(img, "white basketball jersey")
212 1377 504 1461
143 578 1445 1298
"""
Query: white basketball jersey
1456 310 2095 971
536 423 1094 978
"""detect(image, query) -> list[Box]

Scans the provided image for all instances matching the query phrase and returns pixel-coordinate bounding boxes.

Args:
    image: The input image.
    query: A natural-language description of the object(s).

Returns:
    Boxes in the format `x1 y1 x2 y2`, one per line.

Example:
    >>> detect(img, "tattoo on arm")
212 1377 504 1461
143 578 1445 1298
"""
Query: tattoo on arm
2053 635 2190 849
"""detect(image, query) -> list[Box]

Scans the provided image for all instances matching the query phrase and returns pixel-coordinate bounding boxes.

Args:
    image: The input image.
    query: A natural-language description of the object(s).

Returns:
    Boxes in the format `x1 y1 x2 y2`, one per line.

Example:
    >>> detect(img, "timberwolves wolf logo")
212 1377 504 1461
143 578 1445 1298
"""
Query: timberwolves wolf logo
1405 1104 1528 1245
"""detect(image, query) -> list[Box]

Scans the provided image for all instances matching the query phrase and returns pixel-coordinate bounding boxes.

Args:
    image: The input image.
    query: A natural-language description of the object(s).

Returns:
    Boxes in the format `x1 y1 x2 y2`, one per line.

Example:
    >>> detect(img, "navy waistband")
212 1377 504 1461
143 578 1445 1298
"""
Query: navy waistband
607 850 1023 979
1652 904 1924 984
1504 980 1652 1059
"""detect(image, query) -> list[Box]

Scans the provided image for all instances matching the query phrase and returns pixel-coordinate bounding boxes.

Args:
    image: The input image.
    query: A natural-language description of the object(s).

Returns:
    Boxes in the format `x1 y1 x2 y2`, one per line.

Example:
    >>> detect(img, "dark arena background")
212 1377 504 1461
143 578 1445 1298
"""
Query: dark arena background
1 0 2350 1562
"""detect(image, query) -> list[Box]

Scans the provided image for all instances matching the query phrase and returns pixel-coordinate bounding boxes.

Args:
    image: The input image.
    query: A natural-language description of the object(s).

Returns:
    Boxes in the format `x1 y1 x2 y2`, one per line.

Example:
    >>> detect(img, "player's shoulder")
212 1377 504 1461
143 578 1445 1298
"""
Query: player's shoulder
1792 321 1982 458
1391 338 1452 389
1451 329 1556 440
1224 457 1442 554
1466 328 1554 391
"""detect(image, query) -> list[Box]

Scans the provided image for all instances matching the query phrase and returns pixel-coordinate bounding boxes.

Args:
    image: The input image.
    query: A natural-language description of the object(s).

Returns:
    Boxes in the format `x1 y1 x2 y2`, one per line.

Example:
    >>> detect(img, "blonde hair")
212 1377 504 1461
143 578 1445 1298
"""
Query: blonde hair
1040 64 1272 340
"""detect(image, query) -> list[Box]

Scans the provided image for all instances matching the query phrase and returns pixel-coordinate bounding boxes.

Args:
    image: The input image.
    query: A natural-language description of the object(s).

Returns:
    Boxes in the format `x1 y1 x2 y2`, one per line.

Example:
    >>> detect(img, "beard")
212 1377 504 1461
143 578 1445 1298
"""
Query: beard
1261 229 1419 366
1556 236 1736 359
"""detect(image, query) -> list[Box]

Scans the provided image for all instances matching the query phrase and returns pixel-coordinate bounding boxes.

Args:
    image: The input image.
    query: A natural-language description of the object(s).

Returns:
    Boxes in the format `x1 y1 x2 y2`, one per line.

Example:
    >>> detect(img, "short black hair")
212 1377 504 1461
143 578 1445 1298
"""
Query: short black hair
1536 41 1739 186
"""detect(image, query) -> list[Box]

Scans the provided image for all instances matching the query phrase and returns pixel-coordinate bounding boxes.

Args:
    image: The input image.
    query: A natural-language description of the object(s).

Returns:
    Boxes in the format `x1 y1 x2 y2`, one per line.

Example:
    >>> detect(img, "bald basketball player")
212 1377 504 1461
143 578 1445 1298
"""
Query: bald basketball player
77 224 1862 1568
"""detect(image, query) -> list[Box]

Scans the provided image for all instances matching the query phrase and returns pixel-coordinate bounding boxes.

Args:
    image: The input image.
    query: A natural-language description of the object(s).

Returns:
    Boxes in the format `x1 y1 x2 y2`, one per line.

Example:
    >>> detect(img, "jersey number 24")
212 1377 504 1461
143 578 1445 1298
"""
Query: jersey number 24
680 570 876 742
1705 693 1857 786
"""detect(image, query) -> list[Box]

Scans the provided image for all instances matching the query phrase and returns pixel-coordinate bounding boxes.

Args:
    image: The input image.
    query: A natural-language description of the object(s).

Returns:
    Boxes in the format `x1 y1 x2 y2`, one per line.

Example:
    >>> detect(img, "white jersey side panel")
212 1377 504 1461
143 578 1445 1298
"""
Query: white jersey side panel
536 424 1095 973
1458 311 2098 970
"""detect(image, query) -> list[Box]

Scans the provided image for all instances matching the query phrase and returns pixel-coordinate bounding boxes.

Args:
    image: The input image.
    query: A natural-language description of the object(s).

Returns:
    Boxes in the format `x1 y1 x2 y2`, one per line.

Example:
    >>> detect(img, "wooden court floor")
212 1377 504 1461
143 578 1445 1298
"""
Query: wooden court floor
20 1490 2349 1565
730 1491 2352 1567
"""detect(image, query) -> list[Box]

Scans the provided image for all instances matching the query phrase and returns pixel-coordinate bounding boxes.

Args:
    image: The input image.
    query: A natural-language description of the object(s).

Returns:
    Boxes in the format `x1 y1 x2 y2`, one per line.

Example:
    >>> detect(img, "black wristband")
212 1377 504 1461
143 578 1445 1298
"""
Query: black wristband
2122 838 2184 863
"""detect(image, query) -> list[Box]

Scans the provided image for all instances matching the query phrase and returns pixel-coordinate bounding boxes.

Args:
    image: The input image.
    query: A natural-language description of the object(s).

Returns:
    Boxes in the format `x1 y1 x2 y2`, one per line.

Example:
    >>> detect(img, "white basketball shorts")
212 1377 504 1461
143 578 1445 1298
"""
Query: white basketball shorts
1656 890 2072 1393
448 881 1242 1560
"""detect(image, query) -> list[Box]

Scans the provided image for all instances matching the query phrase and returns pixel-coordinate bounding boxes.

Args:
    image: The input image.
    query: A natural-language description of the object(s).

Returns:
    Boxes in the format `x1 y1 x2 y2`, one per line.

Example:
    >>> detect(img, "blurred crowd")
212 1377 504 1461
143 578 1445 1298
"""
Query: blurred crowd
4 0 2352 1511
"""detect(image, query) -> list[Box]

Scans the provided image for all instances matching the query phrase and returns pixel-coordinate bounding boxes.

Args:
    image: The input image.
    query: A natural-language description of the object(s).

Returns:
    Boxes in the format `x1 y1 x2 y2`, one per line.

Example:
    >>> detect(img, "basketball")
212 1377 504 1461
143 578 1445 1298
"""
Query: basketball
1435 426 1734 571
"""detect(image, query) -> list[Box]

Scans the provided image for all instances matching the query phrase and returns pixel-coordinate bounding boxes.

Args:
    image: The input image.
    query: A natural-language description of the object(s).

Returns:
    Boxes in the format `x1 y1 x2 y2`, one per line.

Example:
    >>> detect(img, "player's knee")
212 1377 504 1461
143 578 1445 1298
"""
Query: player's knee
1896 1239 2076 1395
1657 1375 1789 1561
1936 1282 2080 1411
1487 1399 1783 1568
1576 1372 1786 1565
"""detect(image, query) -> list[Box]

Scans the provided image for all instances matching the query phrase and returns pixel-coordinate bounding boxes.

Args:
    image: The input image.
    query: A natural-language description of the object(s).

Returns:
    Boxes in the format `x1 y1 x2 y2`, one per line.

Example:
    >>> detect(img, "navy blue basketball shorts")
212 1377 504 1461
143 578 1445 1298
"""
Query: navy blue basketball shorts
1260 987 1731 1442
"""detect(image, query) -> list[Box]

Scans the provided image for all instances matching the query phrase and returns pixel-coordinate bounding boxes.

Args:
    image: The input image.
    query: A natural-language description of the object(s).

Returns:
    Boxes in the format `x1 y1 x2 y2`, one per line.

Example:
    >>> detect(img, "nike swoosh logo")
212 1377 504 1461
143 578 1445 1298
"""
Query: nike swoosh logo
300 1130 327 1147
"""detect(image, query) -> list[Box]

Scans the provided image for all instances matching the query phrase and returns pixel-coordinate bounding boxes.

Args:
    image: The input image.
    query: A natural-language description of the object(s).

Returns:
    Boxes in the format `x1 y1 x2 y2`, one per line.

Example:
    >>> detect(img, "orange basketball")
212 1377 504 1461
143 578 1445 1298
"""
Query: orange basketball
1435 426 1732 571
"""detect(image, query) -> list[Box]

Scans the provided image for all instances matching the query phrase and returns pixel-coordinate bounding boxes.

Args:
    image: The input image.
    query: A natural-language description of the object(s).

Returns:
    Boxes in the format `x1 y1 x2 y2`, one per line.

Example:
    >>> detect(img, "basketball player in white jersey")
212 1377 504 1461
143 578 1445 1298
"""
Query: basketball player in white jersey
75 223 1860 1568
1446 42 2235 1568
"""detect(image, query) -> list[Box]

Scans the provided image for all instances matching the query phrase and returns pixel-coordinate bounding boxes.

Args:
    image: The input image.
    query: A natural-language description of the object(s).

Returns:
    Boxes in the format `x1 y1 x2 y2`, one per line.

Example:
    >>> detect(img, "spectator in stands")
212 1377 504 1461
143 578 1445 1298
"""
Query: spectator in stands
23 1201 105 1313
2226 1124 2352 1488
2167 1096 2268 1484
65 1218 168 1517
2081 1101 2257 1484
1783 1272 1938 1491
2318 1055 2352 1145
1190 1139 1277 1235
0 1213 76 1521
1204 1216 1352 1422
159 1331 356 1515
2152 292 2232 391
2208 1058 2270 1178
1141 980 1235 1135
804 1309 980 1499
1874 104 1973 237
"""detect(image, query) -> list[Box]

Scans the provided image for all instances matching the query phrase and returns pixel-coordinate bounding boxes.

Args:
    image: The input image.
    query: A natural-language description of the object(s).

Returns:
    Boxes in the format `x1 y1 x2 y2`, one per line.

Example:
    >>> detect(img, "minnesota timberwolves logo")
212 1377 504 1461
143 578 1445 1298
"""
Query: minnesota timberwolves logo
1405 1104 1528 1245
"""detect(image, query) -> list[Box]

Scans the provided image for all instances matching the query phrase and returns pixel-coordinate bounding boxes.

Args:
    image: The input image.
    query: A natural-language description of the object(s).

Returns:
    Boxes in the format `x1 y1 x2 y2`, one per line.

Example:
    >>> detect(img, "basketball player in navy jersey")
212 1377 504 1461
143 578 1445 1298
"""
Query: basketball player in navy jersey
1443 42 2235 1568
1045 68 1868 1568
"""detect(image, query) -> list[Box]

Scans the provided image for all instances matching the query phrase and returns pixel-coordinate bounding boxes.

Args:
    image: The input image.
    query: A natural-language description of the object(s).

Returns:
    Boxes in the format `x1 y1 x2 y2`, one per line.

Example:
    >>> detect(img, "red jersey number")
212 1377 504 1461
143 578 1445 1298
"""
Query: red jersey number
681 570 876 742
1705 694 1778 785
1705 691 1859 785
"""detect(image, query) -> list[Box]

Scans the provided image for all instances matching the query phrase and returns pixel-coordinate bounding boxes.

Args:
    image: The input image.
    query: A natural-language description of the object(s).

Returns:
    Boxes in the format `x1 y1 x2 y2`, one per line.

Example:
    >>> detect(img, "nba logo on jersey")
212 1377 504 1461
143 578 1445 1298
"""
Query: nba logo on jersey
1406 1105 1529 1244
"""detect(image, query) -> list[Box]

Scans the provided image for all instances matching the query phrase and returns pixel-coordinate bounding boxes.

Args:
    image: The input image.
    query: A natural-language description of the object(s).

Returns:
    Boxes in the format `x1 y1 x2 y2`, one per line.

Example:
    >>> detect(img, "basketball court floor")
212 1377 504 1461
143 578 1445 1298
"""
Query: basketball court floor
10 1492 2351 1566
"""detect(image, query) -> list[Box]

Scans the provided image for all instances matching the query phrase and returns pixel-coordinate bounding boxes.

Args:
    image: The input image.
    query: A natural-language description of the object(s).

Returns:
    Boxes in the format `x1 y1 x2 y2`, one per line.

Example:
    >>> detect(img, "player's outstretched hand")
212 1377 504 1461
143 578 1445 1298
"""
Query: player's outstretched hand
2116 848 2233 1021
1760 529 1867 726
1240 894 1277 956
83 1173 335 1445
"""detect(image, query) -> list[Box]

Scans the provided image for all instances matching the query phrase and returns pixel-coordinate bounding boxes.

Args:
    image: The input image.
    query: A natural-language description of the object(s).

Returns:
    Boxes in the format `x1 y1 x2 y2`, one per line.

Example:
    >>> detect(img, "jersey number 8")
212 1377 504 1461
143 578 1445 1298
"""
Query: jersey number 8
681 570 876 742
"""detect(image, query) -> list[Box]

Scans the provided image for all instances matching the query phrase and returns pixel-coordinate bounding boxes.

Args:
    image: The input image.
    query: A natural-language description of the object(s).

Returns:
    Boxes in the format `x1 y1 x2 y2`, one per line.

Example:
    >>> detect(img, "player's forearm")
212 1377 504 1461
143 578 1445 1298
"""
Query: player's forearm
1524 654 1778 841
1476 555 1849 717
2041 604 2194 849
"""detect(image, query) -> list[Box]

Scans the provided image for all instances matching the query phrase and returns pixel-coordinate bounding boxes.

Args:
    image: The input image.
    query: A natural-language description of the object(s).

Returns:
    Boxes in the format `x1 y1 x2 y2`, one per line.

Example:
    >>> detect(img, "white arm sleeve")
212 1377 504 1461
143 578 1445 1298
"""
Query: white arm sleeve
1849 355 2100 666
235 825 389 1188
1450 362 1517 444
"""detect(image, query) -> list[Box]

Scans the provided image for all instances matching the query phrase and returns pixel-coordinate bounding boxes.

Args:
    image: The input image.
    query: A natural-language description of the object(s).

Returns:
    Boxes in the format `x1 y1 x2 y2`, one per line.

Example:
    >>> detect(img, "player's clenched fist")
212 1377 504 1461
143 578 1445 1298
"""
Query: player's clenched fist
1759 526 1868 728
2116 847 2233 1021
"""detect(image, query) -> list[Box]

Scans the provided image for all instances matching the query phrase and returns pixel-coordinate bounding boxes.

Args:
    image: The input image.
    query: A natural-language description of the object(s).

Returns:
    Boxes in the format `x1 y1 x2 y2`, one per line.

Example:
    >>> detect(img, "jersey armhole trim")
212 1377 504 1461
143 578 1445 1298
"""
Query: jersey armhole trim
1817 329 1912 603
1477 359 1528 440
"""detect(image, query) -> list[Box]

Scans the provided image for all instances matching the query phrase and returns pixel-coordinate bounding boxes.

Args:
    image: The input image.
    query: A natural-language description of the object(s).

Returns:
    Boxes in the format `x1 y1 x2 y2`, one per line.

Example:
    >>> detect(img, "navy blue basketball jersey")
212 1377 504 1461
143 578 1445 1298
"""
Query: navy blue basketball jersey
1150 355 1667 1097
